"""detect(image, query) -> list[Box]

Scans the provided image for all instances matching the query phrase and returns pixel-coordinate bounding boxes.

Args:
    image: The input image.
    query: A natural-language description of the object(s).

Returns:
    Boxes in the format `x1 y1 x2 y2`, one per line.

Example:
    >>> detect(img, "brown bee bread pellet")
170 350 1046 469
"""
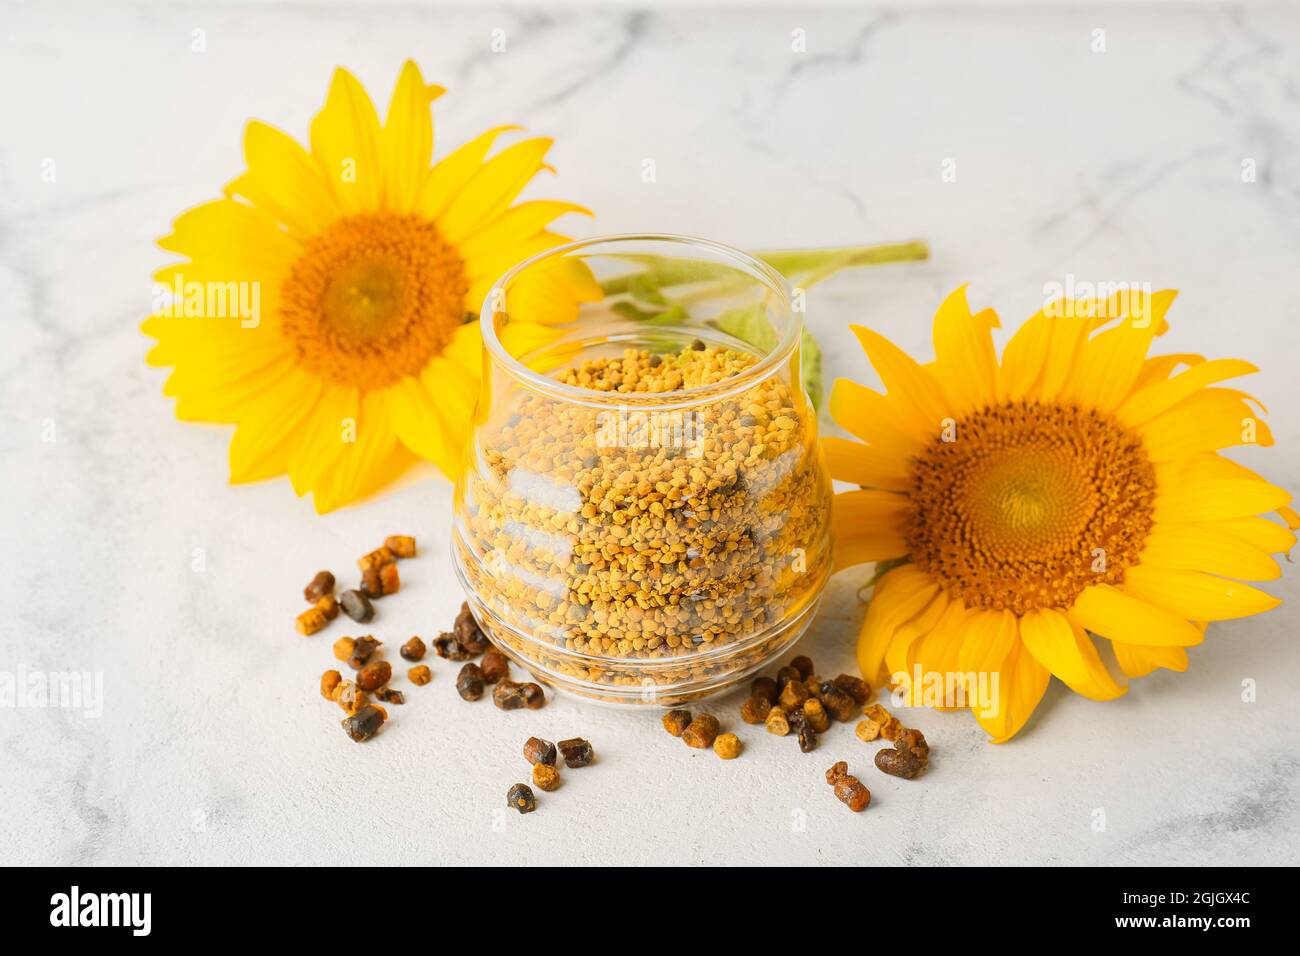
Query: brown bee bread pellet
819 683 858 723
360 568 383 599
803 698 830 733
557 737 594 768
356 660 392 693
775 666 802 691
741 695 772 724
765 706 790 736
507 783 536 813
681 714 720 749
408 665 432 686
480 647 510 684
661 709 693 737
832 673 872 705
360 563 400 599
333 636 356 662
453 602 490 655
834 775 871 812
523 736 557 766
384 535 416 559
304 570 335 603
376 687 404 705
320 669 342 701
336 681 368 715
341 704 385 743
399 636 426 662
532 763 561 791
357 546 395 573
875 733 928 780
855 719 881 742
295 606 328 636
826 760 849 785
713 733 742 759
316 594 339 621
339 589 374 623
790 655 814 679
456 662 485 701
433 632 475 661
790 710 817 753
778 680 808 712
493 680 544 710
751 676 778 705
348 636 381 670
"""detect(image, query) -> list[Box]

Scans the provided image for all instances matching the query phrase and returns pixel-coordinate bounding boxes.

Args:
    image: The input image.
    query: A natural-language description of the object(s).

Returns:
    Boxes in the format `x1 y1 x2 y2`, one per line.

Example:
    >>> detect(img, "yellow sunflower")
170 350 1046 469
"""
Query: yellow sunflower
143 61 598 512
828 286 1297 742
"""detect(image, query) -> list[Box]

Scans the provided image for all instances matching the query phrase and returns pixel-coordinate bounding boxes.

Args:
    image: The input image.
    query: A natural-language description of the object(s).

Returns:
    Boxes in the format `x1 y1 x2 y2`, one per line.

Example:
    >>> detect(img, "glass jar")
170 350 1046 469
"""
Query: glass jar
451 235 833 705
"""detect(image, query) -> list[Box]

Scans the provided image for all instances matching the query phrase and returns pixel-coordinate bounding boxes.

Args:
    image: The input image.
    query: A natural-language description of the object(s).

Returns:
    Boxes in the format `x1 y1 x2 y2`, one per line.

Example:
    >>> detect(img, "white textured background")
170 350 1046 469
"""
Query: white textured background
1 0 1298 866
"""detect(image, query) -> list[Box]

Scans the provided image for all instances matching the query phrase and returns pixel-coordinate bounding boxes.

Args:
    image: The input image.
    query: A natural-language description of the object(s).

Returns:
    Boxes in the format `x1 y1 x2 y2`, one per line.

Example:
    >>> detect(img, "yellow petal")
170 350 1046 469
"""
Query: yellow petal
225 120 340 238
1154 466 1291 523
980 643 1051 744
849 324 951 433
884 590 952 696
827 378 925 458
458 201 592 260
416 125 519 223
1111 641 1189 679
287 385 360 497
383 60 444 212
385 373 466 479
831 490 910 571
1069 583 1204 646
1019 608 1126 701
1139 523 1281 581
1061 304 1165 410
1116 358 1258 428
309 67 384 213
1139 387 1272 460
502 255 602 326
819 436 911 491
855 565 940 684
157 198 300 276
437 137 555 243
1120 565 1280 621
957 609 1018 677
930 284 999 416
228 368 324 482
997 310 1051 400
1211 515 1298 555
309 390 405 513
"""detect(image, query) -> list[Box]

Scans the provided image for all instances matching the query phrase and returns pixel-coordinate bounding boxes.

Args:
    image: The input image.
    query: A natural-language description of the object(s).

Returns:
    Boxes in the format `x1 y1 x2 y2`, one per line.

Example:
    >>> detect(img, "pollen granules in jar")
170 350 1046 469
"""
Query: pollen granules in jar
457 343 832 694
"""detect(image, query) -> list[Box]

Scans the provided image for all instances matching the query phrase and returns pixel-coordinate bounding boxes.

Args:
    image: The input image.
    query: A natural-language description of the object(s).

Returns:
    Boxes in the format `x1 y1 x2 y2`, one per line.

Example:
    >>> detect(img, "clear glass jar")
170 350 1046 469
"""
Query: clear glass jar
452 235 833 705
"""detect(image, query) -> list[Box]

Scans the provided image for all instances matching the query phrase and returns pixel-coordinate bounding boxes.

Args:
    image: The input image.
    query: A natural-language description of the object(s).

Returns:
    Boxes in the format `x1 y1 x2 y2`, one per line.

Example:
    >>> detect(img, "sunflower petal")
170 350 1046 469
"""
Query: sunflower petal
310 390 405 513
309 67 384 213
1069 584 1204 647
981 643 1051 744
416 125 520 222
1120 565 1280 621
855 565 939 684
849 324 951 432
1139 523 1281 581
931 284 999 416
820 436 911 491
226 121 340 237
831 490 910 571
287 385 360 497
1116 358 1258 427
157 198 300 276
437 137 556 243
458 201 592 260
228 368 324 483
1019 608 1126 701
383 60 444 212
1111 641 1189 678
827 378 925 458
1139 387 1273 460
884 590 952 696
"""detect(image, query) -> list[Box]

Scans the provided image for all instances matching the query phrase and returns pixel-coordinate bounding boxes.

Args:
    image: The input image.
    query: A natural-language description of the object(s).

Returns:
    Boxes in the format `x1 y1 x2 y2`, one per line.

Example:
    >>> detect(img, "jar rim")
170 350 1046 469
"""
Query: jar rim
478 233 799 406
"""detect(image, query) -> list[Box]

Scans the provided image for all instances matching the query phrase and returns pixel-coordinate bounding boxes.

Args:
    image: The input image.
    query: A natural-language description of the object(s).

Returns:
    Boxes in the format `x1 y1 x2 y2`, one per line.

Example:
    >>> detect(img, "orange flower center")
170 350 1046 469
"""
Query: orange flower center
904 401 1156 614
280 212 468 390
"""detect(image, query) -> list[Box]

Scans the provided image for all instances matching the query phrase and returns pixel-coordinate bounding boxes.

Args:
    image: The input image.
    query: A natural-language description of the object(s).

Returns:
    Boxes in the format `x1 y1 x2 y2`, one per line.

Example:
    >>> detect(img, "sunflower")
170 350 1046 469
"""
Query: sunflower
827 286 1297 742
143 61 598 512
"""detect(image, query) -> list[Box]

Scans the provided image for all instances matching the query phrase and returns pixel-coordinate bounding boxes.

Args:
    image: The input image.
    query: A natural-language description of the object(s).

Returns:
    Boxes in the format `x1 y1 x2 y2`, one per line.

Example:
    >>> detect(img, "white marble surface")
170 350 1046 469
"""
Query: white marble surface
2 0 1299 867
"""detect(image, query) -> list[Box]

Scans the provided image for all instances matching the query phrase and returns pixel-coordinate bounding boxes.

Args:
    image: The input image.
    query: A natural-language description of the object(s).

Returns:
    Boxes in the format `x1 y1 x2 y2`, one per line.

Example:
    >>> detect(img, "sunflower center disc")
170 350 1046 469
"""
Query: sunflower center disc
904 400 1157 614
280 212 468 390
